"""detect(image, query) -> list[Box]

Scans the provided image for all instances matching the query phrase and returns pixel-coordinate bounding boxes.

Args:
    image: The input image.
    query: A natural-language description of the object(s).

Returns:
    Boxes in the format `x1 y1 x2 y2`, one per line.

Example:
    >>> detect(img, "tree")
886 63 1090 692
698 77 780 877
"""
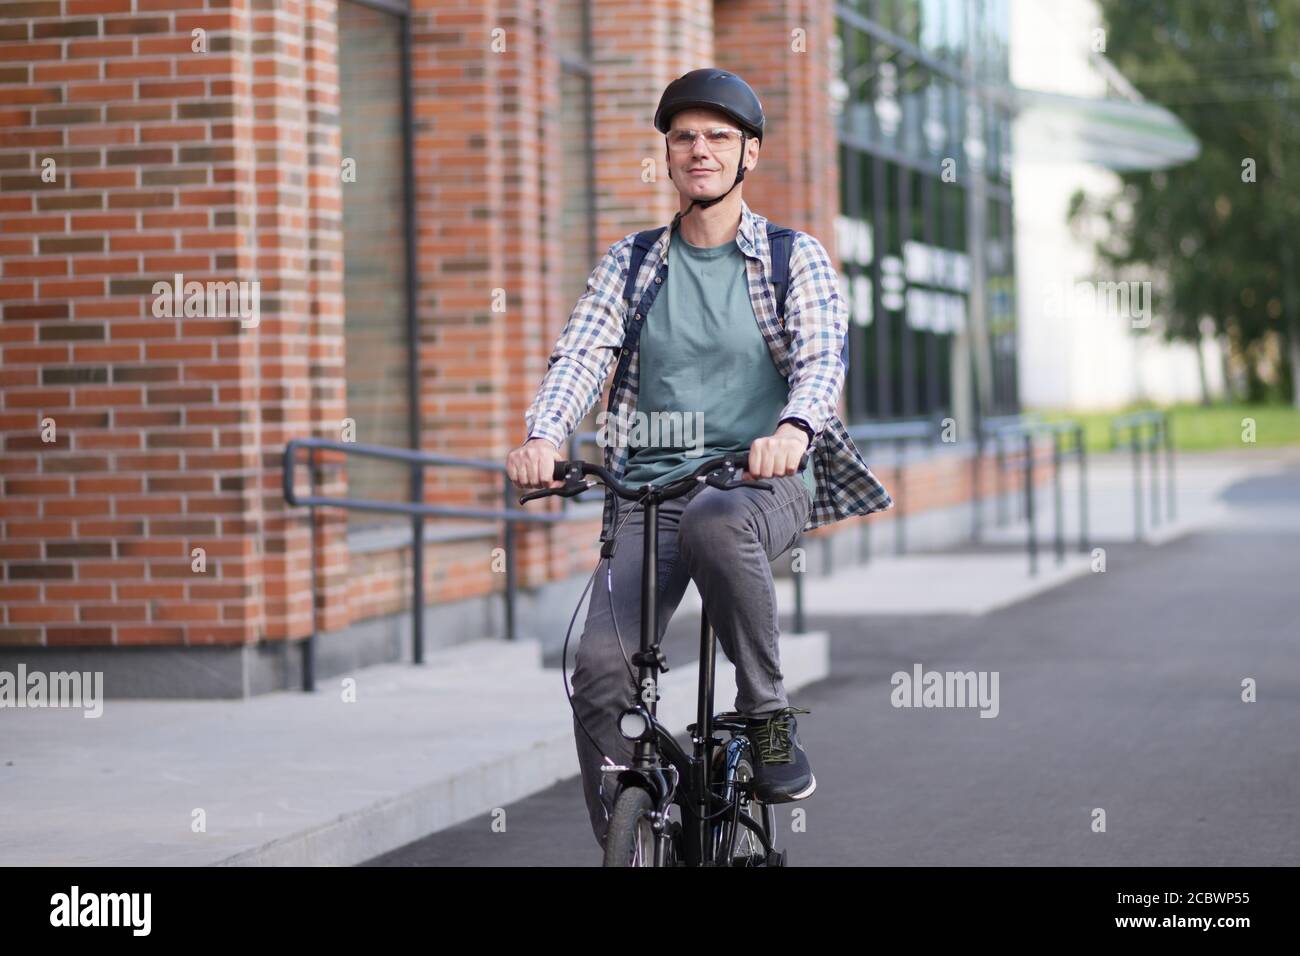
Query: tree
1070 0 1300 405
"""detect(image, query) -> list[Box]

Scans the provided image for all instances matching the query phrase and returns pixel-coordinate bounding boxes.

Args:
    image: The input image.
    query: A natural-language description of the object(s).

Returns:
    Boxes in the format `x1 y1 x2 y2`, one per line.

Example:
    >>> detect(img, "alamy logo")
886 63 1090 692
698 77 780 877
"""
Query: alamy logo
151 272 261 328
0 664 103 718
595 403 704 456
50 886 150 936
1042 278 1152 329
890 663 999 718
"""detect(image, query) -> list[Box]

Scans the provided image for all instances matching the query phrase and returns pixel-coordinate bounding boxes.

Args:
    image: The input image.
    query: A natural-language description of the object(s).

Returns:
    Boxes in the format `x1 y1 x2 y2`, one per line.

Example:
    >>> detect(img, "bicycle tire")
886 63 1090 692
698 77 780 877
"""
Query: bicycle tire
602 787 676 867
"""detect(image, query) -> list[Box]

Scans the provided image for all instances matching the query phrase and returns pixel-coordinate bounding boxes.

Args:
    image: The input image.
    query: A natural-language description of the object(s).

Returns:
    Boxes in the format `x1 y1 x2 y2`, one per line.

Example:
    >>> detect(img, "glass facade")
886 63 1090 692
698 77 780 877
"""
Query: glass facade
833 0 1017 425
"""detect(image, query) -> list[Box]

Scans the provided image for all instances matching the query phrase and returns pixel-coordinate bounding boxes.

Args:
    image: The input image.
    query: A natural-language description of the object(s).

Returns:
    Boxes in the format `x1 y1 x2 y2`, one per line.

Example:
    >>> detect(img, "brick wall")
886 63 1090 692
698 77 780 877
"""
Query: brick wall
0 0 342 650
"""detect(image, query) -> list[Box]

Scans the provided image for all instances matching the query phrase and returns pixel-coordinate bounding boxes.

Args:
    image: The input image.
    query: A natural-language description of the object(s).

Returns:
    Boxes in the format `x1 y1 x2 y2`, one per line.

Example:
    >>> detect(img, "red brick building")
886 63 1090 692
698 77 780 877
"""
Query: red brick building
1 0 1026 696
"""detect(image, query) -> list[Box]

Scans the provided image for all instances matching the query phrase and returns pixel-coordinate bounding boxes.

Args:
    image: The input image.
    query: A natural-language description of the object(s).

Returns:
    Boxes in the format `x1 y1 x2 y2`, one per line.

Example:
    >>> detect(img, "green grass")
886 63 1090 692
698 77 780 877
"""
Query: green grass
1030 401 1300 453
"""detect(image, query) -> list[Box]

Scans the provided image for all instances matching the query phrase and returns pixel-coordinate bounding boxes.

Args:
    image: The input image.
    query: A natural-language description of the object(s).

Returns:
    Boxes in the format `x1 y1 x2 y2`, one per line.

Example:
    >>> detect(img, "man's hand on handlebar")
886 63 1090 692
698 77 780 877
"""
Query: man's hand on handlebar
515 448 812 508
742 422 810 481
506 436 565 491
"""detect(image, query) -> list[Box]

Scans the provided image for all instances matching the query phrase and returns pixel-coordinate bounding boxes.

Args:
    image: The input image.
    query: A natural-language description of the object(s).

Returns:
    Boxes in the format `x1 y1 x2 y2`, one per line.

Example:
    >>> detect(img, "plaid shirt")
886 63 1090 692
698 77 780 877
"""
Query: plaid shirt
525 199 894 541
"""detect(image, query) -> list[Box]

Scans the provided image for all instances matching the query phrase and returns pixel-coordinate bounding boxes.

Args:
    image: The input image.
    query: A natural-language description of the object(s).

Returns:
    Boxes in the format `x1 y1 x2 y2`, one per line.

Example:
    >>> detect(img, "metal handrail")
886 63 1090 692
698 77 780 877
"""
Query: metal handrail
282 437 591 692
843 417 940 569
974 413 1039 533
1109 410 1176 540
976 417 1089 576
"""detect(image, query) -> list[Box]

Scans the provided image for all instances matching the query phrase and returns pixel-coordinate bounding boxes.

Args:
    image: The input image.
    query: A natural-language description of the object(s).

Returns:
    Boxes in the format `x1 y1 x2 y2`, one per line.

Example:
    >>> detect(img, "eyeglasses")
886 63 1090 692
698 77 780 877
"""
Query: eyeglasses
665 127 745 153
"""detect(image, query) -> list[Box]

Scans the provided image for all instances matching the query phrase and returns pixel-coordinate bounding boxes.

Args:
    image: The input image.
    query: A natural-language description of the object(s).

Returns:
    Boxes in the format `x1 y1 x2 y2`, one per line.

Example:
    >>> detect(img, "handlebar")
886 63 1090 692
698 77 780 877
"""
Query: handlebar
516 448 811 506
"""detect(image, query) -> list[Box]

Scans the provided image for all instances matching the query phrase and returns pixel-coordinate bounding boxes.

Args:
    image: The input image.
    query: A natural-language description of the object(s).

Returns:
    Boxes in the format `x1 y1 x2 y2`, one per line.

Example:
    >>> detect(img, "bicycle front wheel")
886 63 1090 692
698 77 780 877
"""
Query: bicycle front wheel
602 787 677 867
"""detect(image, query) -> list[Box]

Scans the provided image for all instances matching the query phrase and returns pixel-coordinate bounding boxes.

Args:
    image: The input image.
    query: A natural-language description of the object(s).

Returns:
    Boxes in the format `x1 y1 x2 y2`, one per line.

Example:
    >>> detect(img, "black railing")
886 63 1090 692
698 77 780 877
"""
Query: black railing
282 437 579 692
1109 410 1176 540
976 416 1089 576
844 418 942 567
972 412 1039 535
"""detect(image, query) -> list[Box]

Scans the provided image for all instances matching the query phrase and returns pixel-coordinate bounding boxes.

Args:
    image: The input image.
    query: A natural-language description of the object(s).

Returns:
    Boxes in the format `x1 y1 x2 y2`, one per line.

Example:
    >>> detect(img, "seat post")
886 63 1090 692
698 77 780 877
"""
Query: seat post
697 609 715 737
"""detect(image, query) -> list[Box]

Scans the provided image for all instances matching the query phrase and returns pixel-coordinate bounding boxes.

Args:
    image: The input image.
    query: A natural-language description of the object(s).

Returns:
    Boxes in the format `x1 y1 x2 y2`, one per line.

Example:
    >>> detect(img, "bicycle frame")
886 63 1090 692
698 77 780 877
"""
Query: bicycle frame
603 488 778 867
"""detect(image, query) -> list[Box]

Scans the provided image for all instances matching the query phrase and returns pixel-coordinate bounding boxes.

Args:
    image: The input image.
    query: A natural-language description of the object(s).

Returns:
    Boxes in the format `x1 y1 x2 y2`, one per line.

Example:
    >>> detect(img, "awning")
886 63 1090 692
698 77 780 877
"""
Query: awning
1009 87 1200 171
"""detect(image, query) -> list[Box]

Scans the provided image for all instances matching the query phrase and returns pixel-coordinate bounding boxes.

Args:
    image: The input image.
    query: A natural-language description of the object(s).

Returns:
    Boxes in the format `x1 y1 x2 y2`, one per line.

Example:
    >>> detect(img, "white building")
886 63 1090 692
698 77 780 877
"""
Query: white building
1010 0 1225 410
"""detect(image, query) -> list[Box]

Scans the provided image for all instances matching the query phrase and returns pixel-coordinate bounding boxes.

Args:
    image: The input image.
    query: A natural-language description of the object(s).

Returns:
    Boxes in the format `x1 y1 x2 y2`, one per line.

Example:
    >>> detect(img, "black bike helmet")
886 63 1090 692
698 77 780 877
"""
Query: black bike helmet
654 68 765 143
655 69 765 221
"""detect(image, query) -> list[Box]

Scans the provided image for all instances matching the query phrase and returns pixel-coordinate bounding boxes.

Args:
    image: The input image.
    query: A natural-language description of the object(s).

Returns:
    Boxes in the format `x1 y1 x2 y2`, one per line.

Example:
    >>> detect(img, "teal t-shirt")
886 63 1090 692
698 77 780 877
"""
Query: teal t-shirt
621 233 815 505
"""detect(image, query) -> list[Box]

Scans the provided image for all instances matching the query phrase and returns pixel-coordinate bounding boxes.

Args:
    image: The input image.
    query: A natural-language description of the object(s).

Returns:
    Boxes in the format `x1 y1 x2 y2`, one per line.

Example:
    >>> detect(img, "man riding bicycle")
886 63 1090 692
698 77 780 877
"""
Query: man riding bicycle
506 68 894 852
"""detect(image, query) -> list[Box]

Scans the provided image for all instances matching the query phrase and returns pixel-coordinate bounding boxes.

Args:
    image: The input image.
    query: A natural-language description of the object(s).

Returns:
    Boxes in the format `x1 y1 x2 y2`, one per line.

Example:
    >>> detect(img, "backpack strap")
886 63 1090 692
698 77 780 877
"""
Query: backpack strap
622 227 667 305
609 227 668 406
766 221 794 323
766 221 850 374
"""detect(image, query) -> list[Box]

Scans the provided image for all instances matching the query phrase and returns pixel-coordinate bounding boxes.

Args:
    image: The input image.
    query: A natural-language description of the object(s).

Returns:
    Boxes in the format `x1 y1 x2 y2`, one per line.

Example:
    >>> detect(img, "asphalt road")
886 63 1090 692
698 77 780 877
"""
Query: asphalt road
366 468 1300 866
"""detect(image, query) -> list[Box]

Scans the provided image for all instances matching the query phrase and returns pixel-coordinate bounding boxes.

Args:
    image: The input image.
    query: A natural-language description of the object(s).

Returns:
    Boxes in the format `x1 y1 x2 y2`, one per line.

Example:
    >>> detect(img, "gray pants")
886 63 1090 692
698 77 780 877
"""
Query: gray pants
568 471 812 850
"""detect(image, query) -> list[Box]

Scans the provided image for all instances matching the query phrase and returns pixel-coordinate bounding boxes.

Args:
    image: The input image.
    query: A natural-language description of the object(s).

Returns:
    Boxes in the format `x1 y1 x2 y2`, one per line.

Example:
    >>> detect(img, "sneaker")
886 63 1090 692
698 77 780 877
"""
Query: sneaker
743 705 815 803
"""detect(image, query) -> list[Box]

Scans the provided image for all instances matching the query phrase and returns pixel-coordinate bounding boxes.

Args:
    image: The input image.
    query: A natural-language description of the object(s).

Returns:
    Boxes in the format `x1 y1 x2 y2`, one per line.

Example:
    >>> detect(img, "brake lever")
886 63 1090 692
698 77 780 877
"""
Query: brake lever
705 471 773 493
705 445 811 493
518 478 591 505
